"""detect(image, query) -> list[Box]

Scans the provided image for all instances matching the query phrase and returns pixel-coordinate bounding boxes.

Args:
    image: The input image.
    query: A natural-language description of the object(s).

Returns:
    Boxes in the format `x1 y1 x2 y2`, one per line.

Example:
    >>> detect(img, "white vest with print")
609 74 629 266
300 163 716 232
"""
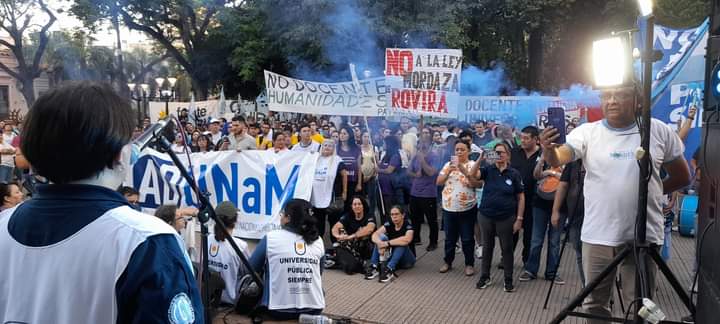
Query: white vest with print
0 206 186 324
266 229 325 310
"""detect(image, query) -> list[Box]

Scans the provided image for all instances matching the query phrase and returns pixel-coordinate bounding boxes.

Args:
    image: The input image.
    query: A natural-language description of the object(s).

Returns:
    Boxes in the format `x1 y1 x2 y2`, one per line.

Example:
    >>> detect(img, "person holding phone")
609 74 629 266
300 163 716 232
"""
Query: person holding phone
540 86 689 323
436 140 481 276
473 142 525 292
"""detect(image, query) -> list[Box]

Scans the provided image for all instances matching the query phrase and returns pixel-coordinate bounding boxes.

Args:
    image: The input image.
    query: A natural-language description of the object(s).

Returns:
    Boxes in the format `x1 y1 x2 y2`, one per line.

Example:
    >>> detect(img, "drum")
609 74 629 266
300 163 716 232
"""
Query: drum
679 194 699 237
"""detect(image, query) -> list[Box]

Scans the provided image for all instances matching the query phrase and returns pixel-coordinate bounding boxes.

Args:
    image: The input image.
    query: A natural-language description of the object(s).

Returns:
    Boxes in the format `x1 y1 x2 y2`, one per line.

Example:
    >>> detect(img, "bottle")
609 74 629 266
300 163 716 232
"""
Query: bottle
299 313 334 324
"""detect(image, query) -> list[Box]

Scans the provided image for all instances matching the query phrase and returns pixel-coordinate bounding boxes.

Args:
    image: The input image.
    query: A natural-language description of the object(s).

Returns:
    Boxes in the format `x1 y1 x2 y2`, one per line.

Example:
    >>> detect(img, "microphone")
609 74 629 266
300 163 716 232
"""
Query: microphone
133 116 177 151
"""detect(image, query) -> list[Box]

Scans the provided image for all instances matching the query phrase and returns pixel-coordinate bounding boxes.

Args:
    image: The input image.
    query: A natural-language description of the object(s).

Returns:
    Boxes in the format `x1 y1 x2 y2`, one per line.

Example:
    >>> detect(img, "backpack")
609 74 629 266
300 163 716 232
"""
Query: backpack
536 163 563 200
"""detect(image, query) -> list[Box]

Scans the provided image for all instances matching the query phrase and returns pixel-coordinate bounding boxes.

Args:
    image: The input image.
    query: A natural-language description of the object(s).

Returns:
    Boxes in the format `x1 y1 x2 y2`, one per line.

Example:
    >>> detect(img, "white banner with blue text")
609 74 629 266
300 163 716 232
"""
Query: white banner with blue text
128 149 318 239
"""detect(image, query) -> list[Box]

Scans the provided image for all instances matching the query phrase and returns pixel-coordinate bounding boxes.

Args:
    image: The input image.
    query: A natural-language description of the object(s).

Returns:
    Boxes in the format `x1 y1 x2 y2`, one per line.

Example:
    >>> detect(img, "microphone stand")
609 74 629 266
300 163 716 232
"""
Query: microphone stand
155 132 264 323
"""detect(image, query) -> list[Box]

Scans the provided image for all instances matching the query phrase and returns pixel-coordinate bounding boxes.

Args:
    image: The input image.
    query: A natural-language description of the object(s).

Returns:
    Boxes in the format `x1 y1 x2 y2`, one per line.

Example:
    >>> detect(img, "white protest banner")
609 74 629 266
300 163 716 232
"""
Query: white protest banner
128 149 317 239
264 70 390 116
385 48 462 118
458 96 586 130
148 99 264 124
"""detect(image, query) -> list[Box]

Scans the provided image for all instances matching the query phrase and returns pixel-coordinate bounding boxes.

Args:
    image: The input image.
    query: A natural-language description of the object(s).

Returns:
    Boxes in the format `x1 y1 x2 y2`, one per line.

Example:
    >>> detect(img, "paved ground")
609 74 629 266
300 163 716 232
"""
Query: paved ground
213 231 696 324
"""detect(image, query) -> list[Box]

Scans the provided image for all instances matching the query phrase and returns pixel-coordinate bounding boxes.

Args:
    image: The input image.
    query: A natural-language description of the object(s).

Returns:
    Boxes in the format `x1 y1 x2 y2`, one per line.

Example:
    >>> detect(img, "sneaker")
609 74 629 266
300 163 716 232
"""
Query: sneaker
439 263 451 273
474 245 483 258
464 265 475 276
519 271 536 282
681 315 694 323
504 281 515 292
553 276 566 285
324 259 336 268
364 266 379 280
380 268 396 283
476 277 492 289
426 243 437 251
455 244 462 254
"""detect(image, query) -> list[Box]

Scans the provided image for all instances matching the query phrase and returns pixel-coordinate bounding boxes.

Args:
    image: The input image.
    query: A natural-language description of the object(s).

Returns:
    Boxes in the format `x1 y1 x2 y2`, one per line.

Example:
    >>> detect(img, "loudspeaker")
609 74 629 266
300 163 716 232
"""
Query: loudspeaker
696 110 720 324
704 0 720 111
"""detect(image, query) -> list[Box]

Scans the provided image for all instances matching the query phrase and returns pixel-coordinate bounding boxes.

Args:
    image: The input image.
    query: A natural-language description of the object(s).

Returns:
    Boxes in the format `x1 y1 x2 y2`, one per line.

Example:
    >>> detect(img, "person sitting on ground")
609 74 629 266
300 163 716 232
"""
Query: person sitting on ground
208 201 251 305
329 196 376 273
0 182 24 213
364 205 415 282
117 186 141 211
248 199 325 320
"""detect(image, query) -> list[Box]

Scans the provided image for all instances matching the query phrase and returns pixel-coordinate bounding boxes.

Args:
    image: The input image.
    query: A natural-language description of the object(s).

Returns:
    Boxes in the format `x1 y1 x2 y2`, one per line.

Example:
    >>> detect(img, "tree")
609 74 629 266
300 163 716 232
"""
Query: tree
71 0 232 99
0 0 56 106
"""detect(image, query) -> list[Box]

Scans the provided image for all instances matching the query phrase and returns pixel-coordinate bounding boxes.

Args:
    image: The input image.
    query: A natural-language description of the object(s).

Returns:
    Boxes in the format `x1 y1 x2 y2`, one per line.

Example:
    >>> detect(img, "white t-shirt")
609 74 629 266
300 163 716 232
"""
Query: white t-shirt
566 119 684 246
0 143 14 167
291 140 320 153
208 235 250 304
311 155 342 208
266 230 325 310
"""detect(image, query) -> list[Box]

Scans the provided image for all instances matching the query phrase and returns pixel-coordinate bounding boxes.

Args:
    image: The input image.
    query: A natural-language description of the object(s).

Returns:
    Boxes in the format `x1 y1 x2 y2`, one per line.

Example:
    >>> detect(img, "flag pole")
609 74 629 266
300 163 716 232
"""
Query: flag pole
350 63 386 219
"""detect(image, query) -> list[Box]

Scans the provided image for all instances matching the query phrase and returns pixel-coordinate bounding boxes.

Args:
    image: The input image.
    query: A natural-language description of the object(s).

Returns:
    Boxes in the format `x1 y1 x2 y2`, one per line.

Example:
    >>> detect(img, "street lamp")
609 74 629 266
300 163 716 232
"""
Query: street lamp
154 76 177 116
127 82 149 126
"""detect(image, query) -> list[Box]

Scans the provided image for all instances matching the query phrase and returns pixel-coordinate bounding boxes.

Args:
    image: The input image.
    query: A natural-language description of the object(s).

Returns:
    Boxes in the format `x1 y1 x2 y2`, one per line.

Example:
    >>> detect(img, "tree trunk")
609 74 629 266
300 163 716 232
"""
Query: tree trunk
19 77 36 108
527 27 544 90
191 77 209 101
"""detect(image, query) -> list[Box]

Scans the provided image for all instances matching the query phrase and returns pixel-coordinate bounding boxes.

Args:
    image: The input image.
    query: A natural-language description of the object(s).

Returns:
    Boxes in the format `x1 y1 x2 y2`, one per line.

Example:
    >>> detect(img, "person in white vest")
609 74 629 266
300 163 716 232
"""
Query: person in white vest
249 199 325 320
0 82 203 324
208 201 251 305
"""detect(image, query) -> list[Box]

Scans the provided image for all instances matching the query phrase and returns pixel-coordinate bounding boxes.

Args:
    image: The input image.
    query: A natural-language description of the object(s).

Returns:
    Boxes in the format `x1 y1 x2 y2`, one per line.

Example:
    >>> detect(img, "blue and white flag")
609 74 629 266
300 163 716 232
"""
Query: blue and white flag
637 18 708 161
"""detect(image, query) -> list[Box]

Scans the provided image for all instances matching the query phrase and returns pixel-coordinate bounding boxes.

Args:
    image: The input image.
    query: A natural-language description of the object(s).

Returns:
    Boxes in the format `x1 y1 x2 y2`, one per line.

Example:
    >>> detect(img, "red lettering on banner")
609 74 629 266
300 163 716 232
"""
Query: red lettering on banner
386 49 413 76
391 89 446 115
437 93 447 113
391 89 401 107
427 91 436 112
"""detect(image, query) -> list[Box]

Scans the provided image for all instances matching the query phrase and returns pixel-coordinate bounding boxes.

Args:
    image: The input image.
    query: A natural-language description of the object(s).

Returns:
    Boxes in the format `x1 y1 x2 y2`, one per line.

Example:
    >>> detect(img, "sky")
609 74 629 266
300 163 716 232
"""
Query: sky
47 0 147 48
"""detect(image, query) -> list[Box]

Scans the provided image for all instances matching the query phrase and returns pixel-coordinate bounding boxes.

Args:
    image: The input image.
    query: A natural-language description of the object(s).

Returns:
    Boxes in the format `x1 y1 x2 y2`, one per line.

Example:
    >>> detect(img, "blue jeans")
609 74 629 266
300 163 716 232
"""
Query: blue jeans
443 207 477 267
661 211 674 261
370 234 416 271
0 165 13 183
525 207 561 278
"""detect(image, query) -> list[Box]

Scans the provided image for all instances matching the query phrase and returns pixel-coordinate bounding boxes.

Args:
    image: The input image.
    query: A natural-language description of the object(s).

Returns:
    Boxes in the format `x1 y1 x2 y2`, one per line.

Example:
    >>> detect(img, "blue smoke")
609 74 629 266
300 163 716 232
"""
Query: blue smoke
460 64 510 96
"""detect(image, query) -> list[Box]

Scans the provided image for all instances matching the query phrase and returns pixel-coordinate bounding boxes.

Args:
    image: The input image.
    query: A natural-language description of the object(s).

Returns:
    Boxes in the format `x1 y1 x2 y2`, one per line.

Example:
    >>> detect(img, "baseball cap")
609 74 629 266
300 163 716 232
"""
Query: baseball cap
215 201 238 218
210 118 221 124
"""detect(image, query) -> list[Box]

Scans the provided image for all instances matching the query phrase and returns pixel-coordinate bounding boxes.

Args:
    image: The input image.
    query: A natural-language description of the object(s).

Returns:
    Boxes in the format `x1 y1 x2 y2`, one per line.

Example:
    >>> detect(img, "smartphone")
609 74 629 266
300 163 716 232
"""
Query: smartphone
450 155 459 167
547 107 566 144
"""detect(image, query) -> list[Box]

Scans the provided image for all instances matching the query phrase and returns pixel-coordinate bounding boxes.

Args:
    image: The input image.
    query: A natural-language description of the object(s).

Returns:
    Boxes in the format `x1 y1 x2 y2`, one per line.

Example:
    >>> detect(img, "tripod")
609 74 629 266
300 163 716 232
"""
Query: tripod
542 221 626 315
550 15 694 323
155 131 264 323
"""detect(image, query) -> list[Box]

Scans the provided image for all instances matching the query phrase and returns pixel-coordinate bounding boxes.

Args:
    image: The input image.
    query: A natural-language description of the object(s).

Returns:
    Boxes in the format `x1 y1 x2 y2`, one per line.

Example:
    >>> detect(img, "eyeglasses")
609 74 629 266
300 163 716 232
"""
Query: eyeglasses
600 88 635 101
494 151 507 155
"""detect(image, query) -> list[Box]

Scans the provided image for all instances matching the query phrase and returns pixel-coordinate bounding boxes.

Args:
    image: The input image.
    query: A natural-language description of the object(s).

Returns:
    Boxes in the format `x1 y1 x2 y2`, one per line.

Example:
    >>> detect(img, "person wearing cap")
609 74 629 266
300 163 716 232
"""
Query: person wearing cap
209 118 223 147
208 201 251 305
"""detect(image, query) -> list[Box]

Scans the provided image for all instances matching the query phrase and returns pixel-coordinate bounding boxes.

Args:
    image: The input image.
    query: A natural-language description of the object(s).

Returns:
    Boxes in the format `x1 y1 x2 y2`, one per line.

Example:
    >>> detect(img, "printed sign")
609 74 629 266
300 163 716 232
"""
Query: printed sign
385 48 462 118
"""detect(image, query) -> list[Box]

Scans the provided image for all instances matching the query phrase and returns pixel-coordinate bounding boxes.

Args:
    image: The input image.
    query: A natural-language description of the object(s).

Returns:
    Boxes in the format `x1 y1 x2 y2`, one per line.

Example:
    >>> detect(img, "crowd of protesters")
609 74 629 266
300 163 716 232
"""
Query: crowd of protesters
1 92 702 322
127 105 700 296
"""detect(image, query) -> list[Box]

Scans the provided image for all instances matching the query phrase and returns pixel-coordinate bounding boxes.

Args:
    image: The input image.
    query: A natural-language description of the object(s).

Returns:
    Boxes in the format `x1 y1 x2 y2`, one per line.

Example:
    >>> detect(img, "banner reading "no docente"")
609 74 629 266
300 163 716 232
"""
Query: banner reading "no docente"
264 70 390 116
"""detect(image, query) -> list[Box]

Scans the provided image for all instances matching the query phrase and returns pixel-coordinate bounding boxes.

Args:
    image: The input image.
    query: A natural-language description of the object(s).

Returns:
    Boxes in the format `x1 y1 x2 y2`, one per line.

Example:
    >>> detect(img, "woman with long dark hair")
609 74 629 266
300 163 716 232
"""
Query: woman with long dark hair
194 133 214 153
207 201 250 305
249 199 325 320
337 126 362 210
377 136 402 220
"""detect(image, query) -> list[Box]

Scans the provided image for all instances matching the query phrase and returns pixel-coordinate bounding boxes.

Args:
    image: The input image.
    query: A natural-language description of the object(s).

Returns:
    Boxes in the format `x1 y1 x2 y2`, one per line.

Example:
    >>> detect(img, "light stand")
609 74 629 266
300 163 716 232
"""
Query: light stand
128 83 149 126
549 5 695 323
153 122 264 323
